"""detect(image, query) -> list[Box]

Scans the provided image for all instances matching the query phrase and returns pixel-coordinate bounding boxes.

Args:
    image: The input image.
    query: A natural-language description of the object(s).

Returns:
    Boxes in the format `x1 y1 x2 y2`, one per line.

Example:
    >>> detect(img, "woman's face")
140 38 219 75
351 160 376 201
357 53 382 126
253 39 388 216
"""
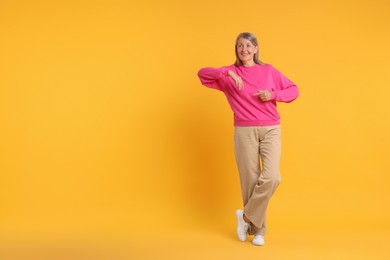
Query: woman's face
236 38 258 65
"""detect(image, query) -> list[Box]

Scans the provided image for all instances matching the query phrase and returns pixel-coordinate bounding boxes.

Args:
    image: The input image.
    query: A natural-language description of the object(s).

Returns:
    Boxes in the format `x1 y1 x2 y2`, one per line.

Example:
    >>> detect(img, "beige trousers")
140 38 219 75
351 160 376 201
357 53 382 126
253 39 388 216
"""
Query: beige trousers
234 125 281 236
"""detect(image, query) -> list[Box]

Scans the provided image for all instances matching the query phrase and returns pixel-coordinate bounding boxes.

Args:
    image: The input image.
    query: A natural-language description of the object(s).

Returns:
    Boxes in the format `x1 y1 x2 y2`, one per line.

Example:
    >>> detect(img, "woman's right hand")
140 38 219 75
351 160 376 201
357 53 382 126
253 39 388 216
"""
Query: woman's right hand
228 70 244 90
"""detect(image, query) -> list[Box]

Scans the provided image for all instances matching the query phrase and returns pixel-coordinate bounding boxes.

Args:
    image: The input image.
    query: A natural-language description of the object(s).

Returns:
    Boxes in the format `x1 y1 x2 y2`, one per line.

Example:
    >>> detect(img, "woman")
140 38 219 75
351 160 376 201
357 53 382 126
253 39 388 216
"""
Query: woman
197 32 299 246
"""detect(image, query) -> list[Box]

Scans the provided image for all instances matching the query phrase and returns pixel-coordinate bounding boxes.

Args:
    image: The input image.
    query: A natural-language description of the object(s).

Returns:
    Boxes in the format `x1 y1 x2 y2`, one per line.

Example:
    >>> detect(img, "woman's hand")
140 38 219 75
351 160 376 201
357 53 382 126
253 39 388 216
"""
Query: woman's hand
254 90 272 102
228 70 244 90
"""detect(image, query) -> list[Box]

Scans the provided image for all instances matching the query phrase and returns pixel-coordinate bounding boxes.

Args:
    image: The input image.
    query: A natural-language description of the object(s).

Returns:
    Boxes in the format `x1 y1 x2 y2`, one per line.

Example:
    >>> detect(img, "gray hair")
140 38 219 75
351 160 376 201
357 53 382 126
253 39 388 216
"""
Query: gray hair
234 32 265 66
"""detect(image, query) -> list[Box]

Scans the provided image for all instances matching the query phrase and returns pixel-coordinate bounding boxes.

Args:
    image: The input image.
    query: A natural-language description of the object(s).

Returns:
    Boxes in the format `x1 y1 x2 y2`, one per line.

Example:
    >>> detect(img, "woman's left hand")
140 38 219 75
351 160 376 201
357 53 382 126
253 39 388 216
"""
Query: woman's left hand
254 90 272 102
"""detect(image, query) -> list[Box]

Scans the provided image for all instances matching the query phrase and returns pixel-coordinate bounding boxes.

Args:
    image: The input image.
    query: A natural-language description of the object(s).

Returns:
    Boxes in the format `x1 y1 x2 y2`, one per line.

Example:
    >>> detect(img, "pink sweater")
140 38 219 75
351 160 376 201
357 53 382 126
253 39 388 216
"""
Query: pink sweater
198 64 299 126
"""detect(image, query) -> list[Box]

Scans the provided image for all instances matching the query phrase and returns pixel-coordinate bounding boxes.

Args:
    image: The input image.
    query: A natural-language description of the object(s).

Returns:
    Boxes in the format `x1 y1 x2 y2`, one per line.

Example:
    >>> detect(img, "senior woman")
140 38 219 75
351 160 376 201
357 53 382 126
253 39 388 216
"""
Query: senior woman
197 32 299 246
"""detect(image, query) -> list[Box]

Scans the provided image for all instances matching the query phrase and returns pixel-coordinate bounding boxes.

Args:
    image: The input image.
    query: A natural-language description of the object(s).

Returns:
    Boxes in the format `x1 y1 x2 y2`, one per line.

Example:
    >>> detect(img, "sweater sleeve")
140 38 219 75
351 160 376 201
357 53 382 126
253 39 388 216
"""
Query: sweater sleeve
197 67 230 92
270 66 299 103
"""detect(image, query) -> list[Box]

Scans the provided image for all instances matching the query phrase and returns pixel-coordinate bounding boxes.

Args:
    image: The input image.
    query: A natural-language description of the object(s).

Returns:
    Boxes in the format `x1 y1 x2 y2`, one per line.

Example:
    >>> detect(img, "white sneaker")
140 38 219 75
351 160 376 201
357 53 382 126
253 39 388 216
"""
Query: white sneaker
252 235 265 246
236 209 249 242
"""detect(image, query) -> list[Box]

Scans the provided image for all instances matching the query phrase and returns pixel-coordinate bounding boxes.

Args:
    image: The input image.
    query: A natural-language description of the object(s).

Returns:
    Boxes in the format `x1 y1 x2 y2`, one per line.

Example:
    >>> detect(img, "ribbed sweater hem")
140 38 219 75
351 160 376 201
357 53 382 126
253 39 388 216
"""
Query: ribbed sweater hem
234 120 280 126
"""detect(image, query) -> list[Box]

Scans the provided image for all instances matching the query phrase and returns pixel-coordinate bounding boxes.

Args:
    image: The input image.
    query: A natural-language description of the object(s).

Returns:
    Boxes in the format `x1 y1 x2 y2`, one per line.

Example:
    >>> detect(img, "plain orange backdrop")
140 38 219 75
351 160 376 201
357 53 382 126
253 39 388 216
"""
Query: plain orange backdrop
0 0 389 259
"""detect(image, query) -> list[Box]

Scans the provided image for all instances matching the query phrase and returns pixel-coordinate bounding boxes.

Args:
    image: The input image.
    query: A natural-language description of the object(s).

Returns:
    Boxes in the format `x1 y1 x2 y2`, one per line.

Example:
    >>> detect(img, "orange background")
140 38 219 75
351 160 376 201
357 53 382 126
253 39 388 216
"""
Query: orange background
1 0 389 259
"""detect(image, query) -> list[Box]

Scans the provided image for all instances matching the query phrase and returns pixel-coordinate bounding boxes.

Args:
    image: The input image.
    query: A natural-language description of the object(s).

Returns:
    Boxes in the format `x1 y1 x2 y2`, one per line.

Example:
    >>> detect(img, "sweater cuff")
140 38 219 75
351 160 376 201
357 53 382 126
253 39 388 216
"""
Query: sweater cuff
271 88 277 100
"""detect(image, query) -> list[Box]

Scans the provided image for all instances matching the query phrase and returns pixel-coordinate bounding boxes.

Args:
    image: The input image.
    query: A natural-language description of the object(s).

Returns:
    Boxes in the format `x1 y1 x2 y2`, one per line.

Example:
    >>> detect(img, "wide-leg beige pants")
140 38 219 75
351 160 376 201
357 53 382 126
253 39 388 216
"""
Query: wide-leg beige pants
234 125 281 236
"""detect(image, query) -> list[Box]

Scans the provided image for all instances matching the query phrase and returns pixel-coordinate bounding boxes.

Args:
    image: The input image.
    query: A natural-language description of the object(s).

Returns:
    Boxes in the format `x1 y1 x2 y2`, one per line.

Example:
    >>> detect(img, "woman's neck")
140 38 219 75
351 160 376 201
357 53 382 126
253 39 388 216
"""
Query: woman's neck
242 61 255 67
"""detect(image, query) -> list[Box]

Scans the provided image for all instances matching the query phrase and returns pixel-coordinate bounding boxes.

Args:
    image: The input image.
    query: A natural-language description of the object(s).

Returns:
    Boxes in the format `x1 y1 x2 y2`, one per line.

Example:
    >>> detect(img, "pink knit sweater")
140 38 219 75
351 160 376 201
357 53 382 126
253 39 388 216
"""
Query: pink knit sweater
198 64 299 126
